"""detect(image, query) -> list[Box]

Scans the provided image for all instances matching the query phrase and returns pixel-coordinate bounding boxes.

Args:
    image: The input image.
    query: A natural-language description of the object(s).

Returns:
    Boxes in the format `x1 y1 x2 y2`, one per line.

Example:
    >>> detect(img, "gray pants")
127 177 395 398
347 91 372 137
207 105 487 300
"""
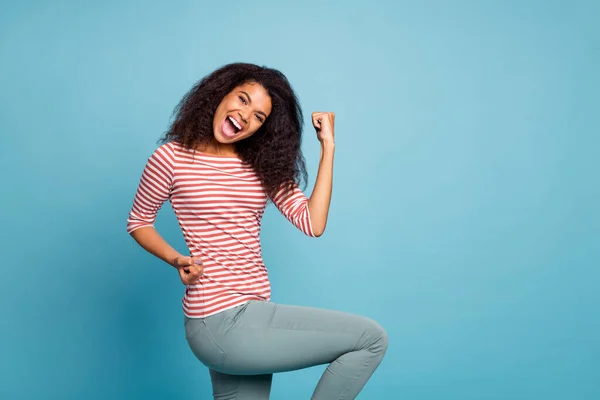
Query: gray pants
184 300 388 400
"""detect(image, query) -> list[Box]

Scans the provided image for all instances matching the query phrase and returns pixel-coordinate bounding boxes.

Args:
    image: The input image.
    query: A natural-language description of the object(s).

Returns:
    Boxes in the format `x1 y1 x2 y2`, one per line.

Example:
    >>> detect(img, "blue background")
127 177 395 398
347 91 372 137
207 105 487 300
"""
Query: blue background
1 0 598 399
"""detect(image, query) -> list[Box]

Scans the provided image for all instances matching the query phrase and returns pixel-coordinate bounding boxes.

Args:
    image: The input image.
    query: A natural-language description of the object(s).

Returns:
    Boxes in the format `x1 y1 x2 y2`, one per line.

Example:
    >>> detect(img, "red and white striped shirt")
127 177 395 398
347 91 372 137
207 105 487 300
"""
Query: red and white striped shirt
127 142 315 318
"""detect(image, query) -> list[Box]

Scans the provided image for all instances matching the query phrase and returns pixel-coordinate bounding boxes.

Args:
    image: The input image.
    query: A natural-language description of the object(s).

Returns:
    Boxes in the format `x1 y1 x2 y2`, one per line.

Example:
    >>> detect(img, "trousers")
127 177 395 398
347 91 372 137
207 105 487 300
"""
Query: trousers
184 300 388 399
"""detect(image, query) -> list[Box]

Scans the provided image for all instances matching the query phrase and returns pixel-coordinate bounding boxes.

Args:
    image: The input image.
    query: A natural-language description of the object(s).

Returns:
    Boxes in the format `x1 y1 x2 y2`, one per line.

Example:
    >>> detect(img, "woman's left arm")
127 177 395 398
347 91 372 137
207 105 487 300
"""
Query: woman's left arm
308 112 335 237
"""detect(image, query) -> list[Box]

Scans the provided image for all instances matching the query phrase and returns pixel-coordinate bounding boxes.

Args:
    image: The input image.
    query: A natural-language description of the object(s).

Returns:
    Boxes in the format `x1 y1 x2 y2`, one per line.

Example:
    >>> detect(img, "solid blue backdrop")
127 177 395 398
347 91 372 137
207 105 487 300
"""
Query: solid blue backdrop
1 0 598 399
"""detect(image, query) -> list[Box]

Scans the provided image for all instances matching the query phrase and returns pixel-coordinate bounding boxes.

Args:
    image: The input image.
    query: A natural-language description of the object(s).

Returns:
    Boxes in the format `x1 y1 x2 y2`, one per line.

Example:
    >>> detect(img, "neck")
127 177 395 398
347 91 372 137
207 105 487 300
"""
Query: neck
198 139 237 157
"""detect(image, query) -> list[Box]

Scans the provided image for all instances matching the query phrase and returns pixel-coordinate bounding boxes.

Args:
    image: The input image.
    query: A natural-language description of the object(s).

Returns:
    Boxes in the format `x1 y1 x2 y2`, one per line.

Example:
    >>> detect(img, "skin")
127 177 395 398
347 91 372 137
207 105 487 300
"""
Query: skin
207 81 273 154
131 82 335 285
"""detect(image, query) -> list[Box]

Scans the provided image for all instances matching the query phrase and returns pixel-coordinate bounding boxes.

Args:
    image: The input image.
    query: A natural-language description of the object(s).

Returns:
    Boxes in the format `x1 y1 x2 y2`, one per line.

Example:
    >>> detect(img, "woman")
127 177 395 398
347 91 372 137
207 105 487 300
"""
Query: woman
127 63 388 399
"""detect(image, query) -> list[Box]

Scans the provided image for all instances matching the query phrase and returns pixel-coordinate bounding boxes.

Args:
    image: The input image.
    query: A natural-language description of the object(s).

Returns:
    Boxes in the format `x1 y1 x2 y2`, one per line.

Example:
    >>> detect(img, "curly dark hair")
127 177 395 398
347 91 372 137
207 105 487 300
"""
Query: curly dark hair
160 62 307 199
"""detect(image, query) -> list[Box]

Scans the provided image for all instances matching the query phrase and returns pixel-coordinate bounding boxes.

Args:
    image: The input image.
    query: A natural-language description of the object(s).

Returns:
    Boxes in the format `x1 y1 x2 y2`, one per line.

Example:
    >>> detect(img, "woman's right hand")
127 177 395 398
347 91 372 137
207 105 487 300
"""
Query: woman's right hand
173 256 204 285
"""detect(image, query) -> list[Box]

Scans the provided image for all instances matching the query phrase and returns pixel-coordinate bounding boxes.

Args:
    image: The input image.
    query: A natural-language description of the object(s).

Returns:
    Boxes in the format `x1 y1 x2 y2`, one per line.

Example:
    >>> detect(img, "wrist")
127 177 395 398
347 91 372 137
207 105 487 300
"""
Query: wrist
169 253 184 268
320 140 335 151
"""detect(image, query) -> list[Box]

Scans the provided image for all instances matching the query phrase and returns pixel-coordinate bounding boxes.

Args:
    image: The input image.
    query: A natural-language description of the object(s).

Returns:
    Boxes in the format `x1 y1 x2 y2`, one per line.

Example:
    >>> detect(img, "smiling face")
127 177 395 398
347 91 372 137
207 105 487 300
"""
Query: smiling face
212 82 272 144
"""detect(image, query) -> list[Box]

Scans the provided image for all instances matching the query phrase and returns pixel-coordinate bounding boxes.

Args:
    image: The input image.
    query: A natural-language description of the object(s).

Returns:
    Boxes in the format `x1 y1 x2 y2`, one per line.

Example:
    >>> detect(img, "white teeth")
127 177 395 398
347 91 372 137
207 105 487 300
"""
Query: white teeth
228 116 242 130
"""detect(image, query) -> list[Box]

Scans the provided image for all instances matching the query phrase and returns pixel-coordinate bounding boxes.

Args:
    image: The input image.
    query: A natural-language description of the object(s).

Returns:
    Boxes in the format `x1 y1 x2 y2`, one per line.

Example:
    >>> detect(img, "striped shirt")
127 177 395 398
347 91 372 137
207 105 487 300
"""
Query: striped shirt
127 142 316 318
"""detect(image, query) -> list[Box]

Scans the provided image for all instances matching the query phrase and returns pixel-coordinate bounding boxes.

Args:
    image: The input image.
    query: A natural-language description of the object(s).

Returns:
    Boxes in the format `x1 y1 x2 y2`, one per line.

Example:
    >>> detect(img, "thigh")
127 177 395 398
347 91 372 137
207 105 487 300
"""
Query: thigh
209 369 272 400
207 301 383 375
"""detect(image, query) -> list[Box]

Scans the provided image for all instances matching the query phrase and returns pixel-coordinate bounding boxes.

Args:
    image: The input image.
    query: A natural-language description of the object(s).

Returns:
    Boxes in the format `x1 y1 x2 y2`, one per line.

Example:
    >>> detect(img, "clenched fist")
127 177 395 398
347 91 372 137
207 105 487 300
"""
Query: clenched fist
173 256 204 285
312 112 335 145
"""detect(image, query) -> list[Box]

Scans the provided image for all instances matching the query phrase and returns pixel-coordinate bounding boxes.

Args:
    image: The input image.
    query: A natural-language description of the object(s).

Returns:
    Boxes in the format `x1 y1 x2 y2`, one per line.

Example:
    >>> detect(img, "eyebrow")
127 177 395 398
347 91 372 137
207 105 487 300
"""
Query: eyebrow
240 91 268 118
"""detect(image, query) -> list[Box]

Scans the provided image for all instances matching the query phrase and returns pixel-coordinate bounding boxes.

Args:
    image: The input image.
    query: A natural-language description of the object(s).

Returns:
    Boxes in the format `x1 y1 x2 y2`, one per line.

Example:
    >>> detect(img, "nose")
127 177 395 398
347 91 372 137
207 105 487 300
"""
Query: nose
238 111 248 125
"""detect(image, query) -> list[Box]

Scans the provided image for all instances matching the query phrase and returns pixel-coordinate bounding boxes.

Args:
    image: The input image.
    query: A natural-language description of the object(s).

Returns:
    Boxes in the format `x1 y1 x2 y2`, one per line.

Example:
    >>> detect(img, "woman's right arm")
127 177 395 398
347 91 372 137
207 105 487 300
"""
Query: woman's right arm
127 144 202 283
130 227 203 283
130 226 182 268
126 143 176 260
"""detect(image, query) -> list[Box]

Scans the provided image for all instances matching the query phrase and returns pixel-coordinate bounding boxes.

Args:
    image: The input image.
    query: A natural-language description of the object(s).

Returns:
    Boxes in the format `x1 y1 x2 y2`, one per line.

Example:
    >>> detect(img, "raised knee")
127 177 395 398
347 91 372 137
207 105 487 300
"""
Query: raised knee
362 318 388 354
373 322 388 353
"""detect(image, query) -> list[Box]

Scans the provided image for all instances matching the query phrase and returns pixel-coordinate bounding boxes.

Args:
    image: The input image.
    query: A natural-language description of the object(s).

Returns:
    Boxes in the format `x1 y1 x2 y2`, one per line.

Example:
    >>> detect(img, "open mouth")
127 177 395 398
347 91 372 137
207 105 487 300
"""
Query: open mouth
221 116 242 137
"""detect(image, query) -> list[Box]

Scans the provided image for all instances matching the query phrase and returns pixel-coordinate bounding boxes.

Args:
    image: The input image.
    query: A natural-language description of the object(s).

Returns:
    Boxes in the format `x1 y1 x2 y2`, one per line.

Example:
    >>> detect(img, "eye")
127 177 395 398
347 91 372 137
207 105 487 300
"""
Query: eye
238 95 247 105
256 115 264 123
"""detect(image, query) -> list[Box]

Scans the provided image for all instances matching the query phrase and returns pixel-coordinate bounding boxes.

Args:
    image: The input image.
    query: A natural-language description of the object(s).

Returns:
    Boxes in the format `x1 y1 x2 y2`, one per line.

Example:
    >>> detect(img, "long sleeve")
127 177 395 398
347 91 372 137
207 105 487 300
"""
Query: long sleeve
270 182 317 237
126 143 175 234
